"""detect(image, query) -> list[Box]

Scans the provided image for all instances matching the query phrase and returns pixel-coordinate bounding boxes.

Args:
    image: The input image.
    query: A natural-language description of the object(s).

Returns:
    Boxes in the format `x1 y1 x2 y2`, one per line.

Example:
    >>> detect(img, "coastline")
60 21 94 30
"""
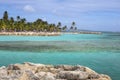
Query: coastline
0 62 111 80
0 32 61 36
0 31 102 36
62 31 102 34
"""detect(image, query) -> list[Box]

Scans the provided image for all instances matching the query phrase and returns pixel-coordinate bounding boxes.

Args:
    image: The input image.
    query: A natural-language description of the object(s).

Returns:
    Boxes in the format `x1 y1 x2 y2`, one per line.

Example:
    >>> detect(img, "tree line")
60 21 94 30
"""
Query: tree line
0 11 77 32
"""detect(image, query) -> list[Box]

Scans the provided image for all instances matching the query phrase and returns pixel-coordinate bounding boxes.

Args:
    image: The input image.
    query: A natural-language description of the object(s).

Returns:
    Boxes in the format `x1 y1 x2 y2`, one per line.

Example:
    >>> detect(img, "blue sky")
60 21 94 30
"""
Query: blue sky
0 0 120 32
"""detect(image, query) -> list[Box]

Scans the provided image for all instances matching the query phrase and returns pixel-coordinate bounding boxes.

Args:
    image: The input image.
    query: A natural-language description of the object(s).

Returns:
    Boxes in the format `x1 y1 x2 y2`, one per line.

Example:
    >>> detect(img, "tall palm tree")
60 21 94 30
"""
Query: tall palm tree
75 27 77 31
10 17 14 31
56 22 61 32
2 11 9 31
17 16 20 21
70 21 76 31
62 25 67 31
10 17 14 23
70 26 73 30
3 11 8 21
0 19 3 31
72 22 77 31
57 22 61 27
16 16 21 31
2 20 6 31
72 21 75 28
20 18 26 31
0 11 73 32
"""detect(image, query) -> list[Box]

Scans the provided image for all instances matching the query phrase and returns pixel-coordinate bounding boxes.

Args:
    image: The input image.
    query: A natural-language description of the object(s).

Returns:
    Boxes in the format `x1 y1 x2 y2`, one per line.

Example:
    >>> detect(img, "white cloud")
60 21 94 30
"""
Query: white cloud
23 5 35 12
1 0 120 16
28 0 120 17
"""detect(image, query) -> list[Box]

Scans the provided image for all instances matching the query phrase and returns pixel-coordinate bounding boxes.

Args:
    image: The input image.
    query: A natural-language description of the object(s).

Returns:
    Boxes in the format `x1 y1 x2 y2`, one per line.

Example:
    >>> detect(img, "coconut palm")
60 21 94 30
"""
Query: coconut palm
57 22 61 28
75 27 77 31
0 11 77 32
62 25 67 31
3 11 8 21
17 16 20 21
72 22 75 27
10 17 14 31
0 19 3 31
70 21 76 31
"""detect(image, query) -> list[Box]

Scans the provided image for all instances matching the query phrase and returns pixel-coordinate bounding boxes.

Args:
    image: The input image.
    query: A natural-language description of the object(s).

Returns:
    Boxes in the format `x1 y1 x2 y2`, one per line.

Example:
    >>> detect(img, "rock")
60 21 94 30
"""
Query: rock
73 65 86 71
88 73 100 79
19 71 30 80
0 66 7 78
7 64 21 70
0 62 111 80
100 74 112 80
23 62 45 67
85 67 98 74
54 65 73 71
36 72 55 80
19 70 40 80
57 71 88 80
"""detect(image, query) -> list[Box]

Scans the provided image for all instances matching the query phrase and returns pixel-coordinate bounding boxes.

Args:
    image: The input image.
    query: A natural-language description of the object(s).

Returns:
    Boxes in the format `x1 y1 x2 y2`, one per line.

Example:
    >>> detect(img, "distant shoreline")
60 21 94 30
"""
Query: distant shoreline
0 31 101 36
0 32 61 36
63 31 102 34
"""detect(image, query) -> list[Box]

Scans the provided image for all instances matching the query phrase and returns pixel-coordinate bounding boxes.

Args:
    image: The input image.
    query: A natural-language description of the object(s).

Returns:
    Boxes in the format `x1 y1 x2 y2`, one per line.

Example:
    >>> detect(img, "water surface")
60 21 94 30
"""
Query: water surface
0 32 120 80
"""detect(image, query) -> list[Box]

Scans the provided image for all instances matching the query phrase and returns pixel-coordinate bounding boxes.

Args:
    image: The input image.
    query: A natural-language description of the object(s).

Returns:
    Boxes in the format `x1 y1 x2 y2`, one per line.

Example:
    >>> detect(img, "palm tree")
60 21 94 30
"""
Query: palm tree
72 22 77 31
0 19 3 31
70 21 76 31
16 16 21 31
3 11 8 21
62 25 67 31
10 17 14 23
72 21 75 25
70 26 73 30
57 22 61 27
0 11 74 32
72 21 75 28
9 17 14 31
1 20 6 31
75 27 77 31
22 18 26 22
2 11 9 31
57 22 61 32
20 18 26 31
17 16 20 21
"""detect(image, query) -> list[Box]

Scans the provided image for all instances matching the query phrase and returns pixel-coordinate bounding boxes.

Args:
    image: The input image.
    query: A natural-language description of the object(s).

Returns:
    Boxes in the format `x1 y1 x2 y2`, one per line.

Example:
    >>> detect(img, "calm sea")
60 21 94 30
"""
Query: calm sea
0 32 120 80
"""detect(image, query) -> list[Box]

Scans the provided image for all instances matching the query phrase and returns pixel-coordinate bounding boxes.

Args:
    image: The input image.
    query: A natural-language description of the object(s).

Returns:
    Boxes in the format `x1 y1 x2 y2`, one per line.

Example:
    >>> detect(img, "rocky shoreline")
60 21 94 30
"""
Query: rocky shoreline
0 32 61 36
0 31 101 36
63 31 102 34
0 62 111 80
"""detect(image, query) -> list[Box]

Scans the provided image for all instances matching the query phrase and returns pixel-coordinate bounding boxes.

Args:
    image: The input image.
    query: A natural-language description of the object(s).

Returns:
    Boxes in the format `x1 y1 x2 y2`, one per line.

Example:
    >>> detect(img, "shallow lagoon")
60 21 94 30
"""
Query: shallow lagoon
0 32 120 80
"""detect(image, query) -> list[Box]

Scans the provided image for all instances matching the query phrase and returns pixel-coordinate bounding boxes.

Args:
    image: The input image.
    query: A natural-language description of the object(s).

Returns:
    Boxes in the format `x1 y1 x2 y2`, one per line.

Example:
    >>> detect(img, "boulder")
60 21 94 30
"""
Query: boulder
0 62 111 80
57 71 88 80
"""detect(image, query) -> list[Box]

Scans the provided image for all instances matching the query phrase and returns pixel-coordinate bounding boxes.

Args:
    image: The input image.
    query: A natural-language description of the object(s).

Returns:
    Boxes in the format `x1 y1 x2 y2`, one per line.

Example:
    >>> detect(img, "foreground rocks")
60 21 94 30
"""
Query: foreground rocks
0 62 111 80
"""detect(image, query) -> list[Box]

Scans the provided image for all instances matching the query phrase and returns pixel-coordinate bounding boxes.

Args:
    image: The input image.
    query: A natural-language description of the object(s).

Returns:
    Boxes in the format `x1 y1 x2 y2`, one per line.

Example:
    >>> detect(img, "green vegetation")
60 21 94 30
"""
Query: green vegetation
0 11 77 32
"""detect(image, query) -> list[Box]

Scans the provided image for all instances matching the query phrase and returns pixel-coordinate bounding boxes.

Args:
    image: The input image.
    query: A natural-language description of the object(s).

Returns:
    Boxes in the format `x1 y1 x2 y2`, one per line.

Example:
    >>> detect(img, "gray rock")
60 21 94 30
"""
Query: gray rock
57 71 88 80
0 62 111 80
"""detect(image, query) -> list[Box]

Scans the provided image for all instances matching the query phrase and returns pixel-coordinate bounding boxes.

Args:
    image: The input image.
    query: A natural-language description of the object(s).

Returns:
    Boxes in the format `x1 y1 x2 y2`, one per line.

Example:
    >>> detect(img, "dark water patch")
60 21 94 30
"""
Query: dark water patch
100 32 120 40
0 41 119 53
0 41 62 52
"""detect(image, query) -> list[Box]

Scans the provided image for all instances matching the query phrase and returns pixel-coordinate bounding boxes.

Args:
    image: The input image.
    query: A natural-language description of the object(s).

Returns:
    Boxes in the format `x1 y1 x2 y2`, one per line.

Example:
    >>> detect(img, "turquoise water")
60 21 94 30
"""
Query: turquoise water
0 33 106 41
0 32 120 80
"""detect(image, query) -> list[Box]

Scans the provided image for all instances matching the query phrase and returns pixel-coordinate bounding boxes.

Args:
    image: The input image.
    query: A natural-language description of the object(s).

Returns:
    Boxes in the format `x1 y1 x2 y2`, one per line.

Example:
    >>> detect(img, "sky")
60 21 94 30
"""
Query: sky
0 0 120 32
